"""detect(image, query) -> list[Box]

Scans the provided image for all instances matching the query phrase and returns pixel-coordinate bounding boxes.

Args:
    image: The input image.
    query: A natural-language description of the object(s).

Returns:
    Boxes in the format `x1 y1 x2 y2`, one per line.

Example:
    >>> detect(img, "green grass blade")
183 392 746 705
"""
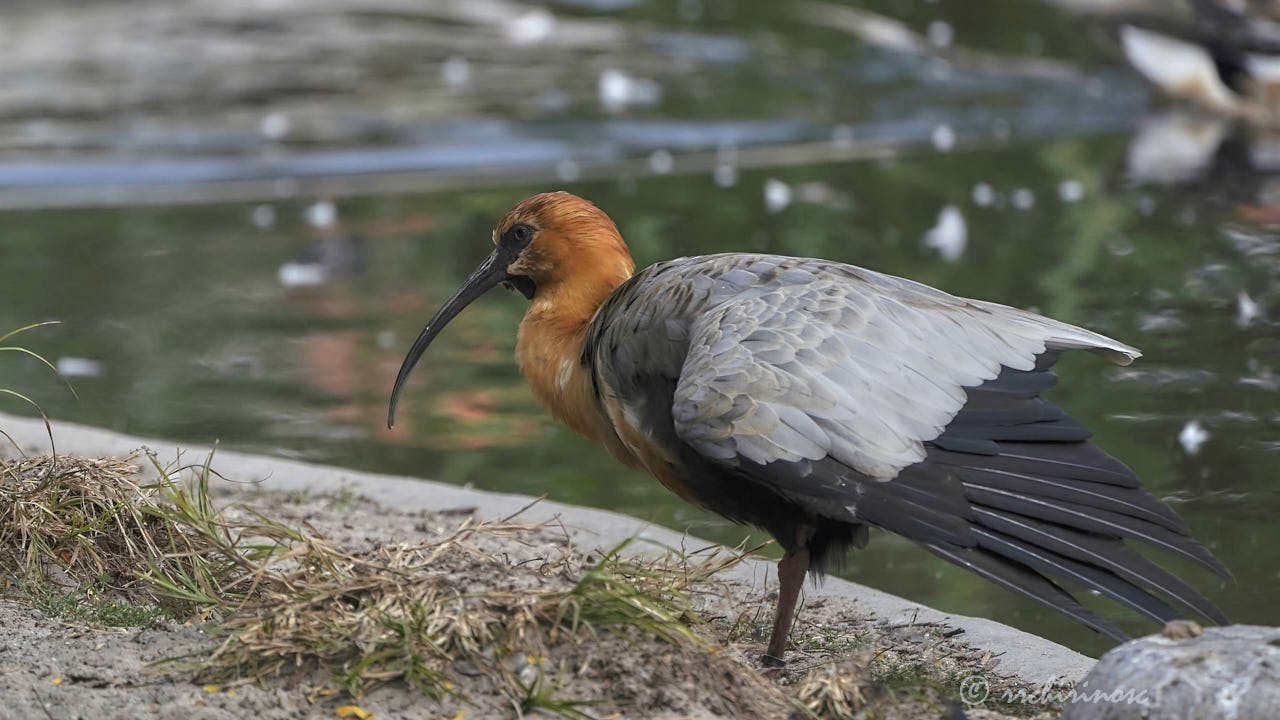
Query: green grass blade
0 321 59 345
0 345 79 399
0 388 46 413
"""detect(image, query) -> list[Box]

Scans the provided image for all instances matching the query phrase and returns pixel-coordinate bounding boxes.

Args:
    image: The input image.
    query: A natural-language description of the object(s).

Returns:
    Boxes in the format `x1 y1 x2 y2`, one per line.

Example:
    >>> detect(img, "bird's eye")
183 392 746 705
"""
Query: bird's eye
511 223 533 245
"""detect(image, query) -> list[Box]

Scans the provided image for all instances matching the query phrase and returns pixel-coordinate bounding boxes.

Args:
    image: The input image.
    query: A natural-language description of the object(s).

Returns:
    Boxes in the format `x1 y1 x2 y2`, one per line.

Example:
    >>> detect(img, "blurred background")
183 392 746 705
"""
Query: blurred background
2 0 1278 657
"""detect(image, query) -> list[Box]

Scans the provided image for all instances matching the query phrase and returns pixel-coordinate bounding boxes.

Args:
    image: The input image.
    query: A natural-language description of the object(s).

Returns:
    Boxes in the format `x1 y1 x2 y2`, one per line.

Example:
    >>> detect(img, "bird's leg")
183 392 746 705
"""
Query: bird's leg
762 539 810 667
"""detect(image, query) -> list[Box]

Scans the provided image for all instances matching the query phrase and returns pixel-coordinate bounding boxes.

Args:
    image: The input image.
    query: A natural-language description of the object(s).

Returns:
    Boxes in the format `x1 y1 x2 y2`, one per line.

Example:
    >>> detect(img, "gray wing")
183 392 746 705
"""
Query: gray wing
666 254 1138 479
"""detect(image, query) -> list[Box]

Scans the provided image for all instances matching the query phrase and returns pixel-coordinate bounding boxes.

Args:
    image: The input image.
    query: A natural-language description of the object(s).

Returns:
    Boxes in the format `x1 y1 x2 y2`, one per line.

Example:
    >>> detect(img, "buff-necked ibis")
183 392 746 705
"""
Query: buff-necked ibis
388 191 1227 665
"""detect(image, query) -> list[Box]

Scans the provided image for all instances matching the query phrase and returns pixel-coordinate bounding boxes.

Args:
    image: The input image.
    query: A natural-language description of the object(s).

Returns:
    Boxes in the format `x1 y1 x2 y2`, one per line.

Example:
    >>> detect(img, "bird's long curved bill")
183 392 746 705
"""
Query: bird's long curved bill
387 249 505 428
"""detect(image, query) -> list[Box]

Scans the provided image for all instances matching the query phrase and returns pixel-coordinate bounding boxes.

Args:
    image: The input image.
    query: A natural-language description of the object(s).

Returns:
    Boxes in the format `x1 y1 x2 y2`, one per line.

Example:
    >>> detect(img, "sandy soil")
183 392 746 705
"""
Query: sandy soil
0 482 1055 720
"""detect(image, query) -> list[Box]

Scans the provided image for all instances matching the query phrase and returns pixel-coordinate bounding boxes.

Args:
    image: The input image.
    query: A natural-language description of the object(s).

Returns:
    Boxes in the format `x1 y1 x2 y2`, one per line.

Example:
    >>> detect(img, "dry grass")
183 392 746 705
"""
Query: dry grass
790 641 1053 718
794 653 875 717
0 451 750 708
1 455 153 582
0 455 195 614
201 521 743 700
0 452 305 621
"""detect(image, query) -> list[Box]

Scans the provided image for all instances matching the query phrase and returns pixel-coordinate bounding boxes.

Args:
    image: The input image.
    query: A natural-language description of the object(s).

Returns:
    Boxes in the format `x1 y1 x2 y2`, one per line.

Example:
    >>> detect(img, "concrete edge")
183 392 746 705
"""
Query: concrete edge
0 411 1095 683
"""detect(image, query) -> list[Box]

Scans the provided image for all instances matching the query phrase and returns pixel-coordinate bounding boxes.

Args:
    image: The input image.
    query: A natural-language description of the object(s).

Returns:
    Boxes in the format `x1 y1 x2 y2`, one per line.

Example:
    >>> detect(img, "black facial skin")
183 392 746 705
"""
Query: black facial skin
503 275 537 299
499 222 537 299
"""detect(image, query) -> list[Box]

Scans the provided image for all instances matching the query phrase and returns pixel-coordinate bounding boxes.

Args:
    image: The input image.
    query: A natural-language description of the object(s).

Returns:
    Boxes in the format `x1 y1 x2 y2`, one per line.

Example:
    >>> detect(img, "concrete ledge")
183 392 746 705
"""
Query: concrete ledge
0 410 1095 683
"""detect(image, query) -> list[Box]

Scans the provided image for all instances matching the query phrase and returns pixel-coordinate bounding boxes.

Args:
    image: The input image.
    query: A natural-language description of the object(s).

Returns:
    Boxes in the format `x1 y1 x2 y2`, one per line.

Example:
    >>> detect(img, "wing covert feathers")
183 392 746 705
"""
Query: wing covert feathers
653 254 1137 479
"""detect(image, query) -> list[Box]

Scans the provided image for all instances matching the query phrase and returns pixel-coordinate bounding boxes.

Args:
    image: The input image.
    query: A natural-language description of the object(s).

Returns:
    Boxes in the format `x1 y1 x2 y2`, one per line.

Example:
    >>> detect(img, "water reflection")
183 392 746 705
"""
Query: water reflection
277 202 369 289
922 204 967 262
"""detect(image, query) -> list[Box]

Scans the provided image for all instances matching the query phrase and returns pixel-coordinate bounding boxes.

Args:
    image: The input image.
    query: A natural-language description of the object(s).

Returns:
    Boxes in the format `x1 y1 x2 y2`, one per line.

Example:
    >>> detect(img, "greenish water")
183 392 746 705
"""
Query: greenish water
1 0 1277 659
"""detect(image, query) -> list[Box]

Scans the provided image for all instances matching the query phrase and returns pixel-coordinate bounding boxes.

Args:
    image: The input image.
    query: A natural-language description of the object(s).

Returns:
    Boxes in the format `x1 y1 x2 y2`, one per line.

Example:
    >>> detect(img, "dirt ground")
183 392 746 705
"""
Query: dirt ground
0 477 1060 720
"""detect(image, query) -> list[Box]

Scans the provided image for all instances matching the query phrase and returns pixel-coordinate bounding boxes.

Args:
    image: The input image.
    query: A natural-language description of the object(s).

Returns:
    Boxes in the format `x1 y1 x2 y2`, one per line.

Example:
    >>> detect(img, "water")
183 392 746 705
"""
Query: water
1 0 1277 658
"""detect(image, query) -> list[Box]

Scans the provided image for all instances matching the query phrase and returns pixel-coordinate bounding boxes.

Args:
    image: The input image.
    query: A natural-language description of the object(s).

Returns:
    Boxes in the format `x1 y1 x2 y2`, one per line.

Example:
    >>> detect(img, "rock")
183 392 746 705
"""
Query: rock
1161 619 1203 640
1063 625 1280 720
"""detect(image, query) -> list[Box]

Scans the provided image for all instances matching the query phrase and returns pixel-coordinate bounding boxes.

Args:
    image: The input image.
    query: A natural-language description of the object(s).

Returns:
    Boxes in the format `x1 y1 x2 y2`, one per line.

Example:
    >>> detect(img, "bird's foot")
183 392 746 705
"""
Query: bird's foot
743 643 788 669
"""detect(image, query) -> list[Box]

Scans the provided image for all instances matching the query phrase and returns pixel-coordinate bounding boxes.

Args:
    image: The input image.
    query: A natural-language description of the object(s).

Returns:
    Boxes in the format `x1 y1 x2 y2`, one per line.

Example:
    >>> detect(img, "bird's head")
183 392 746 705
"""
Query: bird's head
491 191 634 300
387 192 634 427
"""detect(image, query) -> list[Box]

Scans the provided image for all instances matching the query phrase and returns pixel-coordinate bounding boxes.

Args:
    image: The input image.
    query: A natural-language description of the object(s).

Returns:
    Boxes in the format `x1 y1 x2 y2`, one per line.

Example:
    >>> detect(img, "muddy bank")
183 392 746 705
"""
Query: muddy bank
0 489 782 719
0 485 1045 719
0 412 1091 717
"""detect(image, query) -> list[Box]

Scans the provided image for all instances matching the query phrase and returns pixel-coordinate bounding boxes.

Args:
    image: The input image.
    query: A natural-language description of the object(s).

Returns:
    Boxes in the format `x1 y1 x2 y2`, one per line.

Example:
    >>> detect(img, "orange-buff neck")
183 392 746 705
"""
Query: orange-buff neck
508 196 635 445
